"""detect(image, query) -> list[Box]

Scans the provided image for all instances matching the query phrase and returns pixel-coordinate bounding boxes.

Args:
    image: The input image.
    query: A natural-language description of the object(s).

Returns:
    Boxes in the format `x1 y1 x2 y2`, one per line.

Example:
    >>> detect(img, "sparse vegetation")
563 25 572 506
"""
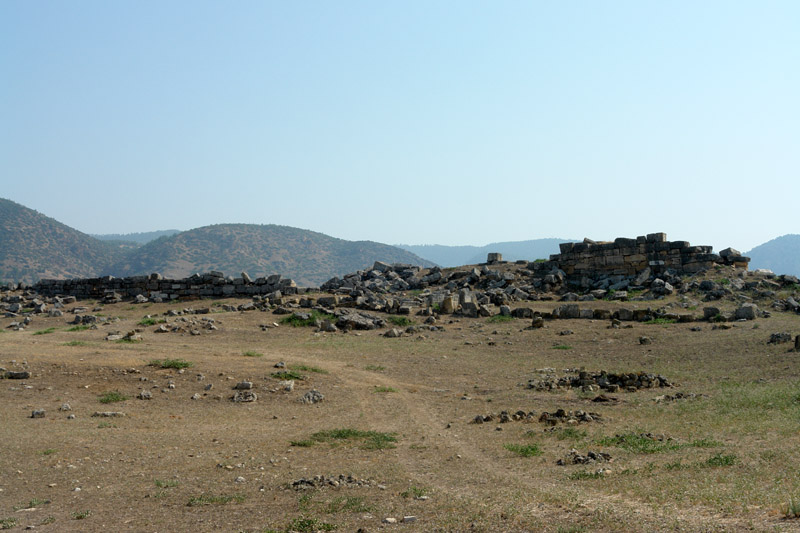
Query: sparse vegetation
242 350 264 357
33 327 57 335
552 344 572 350
155 479 179 488
291 364 328 374
487 314 513 323
66 325 91 332
293 428 397 450
705 453 736 467
98 391 127 403
644 317 677 325
71 510 92 520
373 385 397 393
272 370 305 381
149 358 193 369
504 443 543 457
284 517 337 532
400 486 429 499
281 310 335 327
784 497 800 519
39 448 58 455
365 365 386 372
0 518 17 530
568 470 604 480
324 495 371 514
62 340 88 346
387 316 413 327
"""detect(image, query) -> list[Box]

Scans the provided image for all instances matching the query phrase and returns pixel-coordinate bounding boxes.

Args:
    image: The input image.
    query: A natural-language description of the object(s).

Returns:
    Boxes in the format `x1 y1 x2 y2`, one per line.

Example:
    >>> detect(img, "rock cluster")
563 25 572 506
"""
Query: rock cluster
290 474 378 490
471 410 537 424
527 370 672 393
538 409 602 425
557 449 612 465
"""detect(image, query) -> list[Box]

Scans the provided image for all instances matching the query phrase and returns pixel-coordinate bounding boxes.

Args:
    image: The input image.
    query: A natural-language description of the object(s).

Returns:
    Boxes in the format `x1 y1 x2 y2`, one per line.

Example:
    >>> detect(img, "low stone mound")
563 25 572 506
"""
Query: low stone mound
527 370 672 393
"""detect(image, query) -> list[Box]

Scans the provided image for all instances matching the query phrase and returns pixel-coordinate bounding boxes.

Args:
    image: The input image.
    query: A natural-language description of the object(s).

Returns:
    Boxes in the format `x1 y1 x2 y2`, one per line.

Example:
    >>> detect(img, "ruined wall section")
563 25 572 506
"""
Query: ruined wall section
33 271 299 300
530 232 749 281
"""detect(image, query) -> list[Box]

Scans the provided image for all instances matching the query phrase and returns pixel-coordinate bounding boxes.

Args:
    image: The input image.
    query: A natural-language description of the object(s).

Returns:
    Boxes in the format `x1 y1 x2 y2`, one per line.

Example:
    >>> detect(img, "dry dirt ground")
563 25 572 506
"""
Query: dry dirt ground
2 289 800 532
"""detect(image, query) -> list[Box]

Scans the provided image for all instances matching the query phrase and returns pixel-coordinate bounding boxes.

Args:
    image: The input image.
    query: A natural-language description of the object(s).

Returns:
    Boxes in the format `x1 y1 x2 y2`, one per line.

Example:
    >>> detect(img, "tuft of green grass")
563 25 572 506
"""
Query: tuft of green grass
62 340 88 346
97 421 117 428
33 327 57 335
291 364 328 374
295 428 398 450
285 517 337 532
66 325 91 332
98 391 127 404
504 443 543 457
784 497 800 519
272 370 306 381
281 310 336 327
487 314 514 323
187 493 246 507
568 470 604 480
71 510 92 520
400 486 429 499
705 453 736 467
552 344 572 350
39 448 58 455
549 427 587 441
149 358 193 369
138 317 166 326
242 350 264 357
15 498 50 510
387 316 414 327
373 386 397 393
325 495 372 514
644 317 677 325
0 518 18 530
364 365 386 372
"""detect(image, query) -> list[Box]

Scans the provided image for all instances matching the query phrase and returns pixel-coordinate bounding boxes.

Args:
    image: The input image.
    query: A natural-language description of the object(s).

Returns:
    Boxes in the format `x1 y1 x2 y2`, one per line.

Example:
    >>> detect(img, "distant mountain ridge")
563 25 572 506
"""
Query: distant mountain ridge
746 235 800 277
0 198 434 286
109 224 435 286
0 198 125 282
92 229 181 245
397 238 571 267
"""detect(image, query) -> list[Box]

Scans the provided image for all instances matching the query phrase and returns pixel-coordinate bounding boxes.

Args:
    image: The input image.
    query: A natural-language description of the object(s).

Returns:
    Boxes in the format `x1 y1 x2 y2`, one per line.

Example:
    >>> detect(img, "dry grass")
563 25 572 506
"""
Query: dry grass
1 281 799 531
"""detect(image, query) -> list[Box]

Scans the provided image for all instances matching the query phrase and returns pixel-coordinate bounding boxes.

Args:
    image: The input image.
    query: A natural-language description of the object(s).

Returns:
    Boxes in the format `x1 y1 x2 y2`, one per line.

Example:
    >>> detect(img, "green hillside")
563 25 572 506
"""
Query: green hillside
0 198 123 283
109 224 435 286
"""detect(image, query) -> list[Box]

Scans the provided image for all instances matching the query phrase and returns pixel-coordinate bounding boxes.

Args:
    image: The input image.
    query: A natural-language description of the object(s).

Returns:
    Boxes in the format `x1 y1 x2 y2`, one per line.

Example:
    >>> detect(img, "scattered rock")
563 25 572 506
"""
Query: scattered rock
557 449 612 465
768 332 793 345
137 390 152 400
301 389 324 404
31 409 45 419
92 412 125 417
5 371 31 379
290 474 378 490
232 391 258 403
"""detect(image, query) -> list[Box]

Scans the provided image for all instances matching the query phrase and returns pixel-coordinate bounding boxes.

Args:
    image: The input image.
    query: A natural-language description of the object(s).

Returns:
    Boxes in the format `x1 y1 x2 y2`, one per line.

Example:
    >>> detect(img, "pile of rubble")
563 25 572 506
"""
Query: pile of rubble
527 370 672 393
538 409 603 425
290 474 380 490
557 449 612 465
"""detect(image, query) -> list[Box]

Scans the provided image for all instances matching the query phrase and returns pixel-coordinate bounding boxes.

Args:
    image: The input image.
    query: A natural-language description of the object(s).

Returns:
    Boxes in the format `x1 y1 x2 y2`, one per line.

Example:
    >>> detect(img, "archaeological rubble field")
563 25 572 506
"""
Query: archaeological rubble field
2 237 800 532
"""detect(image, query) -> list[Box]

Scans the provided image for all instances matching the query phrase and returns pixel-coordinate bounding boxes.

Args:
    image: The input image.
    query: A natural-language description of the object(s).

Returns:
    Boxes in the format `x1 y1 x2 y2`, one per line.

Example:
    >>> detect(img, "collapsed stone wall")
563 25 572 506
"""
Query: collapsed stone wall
528 232 749 282
33 271 299 301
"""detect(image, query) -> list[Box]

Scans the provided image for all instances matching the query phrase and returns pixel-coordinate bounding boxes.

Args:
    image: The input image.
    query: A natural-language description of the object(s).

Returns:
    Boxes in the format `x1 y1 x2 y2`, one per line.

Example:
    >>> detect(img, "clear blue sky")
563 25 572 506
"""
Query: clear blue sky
2 1 798 252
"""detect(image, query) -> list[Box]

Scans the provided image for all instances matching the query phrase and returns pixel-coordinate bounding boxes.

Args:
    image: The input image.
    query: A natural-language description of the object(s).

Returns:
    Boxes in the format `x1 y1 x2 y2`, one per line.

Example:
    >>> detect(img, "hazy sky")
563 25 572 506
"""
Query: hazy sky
2 2 798 252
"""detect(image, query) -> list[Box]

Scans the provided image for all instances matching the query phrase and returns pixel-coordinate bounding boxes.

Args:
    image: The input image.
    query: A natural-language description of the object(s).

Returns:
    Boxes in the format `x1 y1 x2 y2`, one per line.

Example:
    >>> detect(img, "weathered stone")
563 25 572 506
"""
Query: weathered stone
301 389 324 404
232 390 258 403
734 303 759 320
